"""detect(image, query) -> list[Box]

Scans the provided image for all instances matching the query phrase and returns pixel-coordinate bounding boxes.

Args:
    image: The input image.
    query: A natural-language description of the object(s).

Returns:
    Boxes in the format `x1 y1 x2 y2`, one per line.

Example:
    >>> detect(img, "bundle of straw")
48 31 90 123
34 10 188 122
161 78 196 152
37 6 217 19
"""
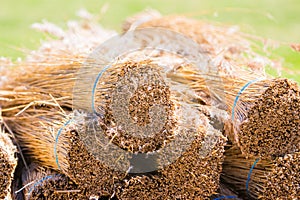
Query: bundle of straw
222 146 300 199
75 60 189 154
116 112 227 199
20 163 83 200
0 127 18 200
170 64 300 158
4 107 126 198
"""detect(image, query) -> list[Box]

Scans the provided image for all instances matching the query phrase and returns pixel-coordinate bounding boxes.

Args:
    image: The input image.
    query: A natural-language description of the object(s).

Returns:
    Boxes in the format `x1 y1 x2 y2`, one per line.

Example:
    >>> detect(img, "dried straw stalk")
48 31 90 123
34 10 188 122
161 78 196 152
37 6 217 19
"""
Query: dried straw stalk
222 146 300 199
0 126 18 200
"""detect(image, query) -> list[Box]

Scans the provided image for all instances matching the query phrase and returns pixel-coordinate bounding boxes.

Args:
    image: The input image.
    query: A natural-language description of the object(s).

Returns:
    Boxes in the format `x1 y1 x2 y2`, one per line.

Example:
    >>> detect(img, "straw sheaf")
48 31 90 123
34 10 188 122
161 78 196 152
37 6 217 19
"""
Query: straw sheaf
117 114 227 200
6 106 126 198
166 61 300 158
222 147 300 199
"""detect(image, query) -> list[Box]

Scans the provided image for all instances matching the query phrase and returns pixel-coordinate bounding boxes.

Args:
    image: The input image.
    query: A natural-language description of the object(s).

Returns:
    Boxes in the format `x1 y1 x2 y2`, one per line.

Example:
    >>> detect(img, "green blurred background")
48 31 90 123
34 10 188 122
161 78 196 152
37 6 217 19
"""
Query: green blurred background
0 0 299 81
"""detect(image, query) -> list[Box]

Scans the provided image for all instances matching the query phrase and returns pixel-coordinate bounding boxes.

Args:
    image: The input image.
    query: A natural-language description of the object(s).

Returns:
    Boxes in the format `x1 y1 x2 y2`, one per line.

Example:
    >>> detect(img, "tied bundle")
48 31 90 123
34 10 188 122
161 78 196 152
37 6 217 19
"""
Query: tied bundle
169 64 300 158
4 107 126 197
127 15 273 74
222 147 300 199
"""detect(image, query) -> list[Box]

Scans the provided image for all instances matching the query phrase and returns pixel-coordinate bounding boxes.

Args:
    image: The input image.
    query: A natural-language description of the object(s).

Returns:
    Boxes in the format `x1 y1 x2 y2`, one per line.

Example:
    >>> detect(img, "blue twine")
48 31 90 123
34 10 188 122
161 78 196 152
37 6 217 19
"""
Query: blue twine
231 78 264 121
54 119 73 170
246 158 260 196
27 174 60 195
214 196 237 200
92 65 110 116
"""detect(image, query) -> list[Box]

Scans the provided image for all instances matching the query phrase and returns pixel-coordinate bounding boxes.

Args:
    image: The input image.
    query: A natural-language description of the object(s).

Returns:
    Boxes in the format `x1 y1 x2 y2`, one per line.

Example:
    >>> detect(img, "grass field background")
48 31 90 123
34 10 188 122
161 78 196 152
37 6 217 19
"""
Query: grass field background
1 0 299 82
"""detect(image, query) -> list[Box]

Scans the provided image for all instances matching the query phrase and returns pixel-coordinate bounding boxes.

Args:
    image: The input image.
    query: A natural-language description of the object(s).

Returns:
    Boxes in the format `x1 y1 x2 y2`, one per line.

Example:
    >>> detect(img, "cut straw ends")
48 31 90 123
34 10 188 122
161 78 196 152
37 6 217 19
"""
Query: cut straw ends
0 128 18 200
21 163 83 200
236 78 300 158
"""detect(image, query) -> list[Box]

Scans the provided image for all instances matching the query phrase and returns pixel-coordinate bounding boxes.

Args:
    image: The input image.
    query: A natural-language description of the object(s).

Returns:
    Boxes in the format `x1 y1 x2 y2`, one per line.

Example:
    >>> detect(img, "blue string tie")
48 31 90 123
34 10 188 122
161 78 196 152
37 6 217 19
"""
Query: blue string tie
92 65 110 116
28 174 60 195
231 78 265 121
246 158 260 196
54 119 73 170
213 195 237 200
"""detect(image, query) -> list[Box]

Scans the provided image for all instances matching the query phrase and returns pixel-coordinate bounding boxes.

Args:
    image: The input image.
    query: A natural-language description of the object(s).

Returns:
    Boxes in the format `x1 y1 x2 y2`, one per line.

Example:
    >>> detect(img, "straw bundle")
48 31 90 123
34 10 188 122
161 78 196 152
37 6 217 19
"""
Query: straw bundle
170 64 300 158
80 60 177 153
0 127 18 200
116 111 227 199
4 107 126 198
222 146 300 199
20 163 84 200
